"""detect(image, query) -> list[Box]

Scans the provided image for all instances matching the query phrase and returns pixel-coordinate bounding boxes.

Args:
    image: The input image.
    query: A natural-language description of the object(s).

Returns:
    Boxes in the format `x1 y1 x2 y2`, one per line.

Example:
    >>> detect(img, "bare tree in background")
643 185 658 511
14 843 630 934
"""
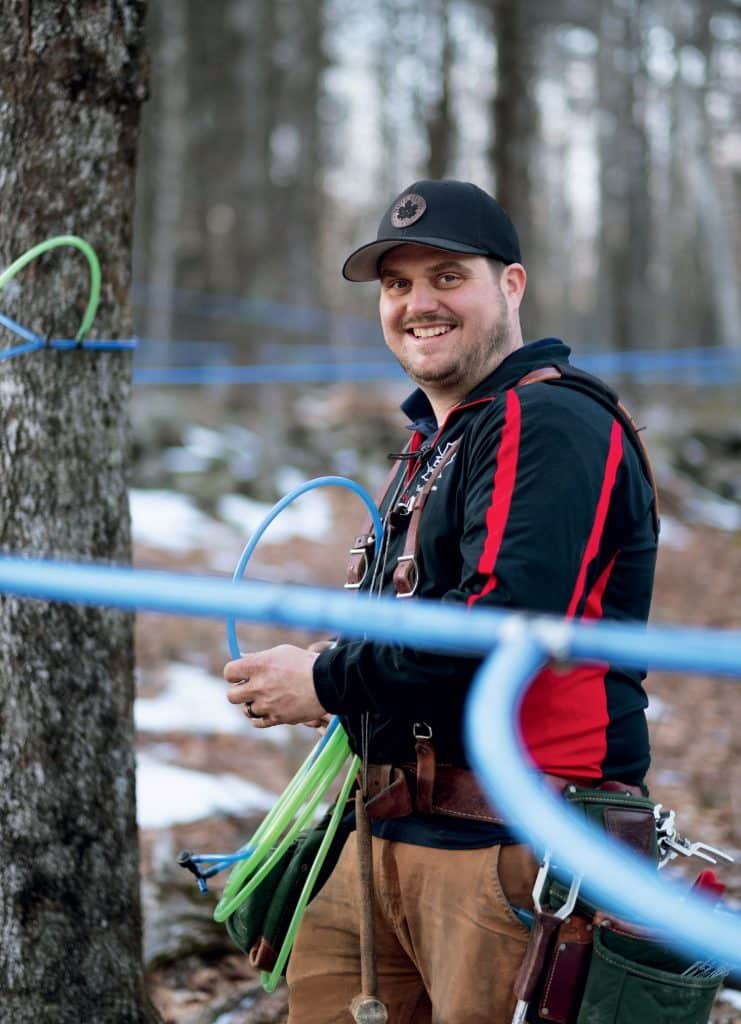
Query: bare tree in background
676 0 741 349
272 0 328 305
596 0 652 351
425 0 456 179
488 0 539 332
134 0 187 362
0 4 158 1022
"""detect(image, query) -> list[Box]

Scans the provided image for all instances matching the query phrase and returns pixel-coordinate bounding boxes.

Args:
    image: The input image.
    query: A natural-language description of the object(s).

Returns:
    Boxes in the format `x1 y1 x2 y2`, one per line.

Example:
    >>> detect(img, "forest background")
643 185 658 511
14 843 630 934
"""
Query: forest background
0 0 739 1022
130 2 740 1021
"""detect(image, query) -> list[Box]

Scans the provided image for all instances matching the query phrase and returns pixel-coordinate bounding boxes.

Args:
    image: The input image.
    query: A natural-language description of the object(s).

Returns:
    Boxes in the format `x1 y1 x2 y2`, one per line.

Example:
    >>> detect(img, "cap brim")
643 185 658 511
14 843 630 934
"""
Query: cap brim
342 236 490 282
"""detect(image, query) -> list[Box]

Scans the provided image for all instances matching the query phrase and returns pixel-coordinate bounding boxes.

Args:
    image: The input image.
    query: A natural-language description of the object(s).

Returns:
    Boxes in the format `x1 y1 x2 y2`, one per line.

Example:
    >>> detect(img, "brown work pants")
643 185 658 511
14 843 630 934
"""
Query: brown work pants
286 834 537 1023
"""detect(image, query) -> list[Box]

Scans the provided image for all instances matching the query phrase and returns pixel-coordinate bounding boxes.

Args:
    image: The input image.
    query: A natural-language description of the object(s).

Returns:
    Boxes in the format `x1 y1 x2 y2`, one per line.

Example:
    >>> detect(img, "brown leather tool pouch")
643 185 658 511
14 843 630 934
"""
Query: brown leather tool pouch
562 783 658 862
364 766 413 819
536 914 594 1024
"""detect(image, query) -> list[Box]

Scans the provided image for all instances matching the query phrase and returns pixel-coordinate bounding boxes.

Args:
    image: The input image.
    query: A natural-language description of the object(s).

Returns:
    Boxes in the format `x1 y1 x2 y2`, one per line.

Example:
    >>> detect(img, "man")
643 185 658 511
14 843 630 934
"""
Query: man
224 179 658 1022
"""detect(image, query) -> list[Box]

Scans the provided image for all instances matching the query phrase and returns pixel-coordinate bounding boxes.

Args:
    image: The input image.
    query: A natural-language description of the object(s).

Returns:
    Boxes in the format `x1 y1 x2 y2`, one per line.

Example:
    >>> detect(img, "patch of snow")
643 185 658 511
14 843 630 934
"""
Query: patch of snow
719 989 741 1011
227 450 261 482
136 751 276 828
658 515 692 550
136 662 291 745
183 424 230 459
130 489 232 553
162 447 212 474
684 491 741 531
646 694 671 721
136 663 241 734
275 465 308 492
218 487 331 543
652 768 687 786
212 997 257 1024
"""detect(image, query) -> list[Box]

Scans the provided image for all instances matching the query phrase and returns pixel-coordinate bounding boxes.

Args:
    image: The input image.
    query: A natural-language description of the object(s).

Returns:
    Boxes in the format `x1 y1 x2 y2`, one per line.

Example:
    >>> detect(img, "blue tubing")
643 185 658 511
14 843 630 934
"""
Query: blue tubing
0 311 44 346
0 559 739 676
213 475 381 873
0 554 739 961
464 623 741 973
0 311 137 360
226 475 383 658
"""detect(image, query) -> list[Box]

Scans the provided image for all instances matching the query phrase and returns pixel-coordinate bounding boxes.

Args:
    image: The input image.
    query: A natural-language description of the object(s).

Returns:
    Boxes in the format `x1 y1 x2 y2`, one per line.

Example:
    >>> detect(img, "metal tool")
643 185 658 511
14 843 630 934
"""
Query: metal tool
654 804 735 869
511 852 582 1024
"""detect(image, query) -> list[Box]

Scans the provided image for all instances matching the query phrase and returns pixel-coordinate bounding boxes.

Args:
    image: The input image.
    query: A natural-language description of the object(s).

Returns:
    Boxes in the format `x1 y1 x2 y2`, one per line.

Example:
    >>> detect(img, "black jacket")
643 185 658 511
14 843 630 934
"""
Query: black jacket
313 339 657 785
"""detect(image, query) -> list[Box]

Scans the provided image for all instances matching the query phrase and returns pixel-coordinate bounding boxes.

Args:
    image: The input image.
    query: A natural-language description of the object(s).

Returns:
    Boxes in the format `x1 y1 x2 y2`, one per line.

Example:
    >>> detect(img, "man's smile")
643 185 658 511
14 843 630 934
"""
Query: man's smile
405 323 457 339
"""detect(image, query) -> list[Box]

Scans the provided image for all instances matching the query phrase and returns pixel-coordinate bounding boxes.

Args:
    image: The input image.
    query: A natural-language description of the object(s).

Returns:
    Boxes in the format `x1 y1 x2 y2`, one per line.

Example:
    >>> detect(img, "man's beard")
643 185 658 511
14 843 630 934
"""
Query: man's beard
400 317 513 390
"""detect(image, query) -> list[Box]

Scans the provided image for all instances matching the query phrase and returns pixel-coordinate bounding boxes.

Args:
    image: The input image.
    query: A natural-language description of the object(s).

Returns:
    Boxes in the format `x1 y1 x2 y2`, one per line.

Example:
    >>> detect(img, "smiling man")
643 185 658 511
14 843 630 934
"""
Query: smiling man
224 180 659 1023
378 246 523 421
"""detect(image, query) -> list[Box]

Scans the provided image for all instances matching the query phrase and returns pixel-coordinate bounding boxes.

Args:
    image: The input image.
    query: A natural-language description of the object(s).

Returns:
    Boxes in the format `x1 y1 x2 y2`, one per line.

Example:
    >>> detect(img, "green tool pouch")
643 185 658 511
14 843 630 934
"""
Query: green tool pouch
225 808 352 973
544 785 658 927
529 786 725 1024
562 784 659 864
526 784 663 1024
576 922 725 1024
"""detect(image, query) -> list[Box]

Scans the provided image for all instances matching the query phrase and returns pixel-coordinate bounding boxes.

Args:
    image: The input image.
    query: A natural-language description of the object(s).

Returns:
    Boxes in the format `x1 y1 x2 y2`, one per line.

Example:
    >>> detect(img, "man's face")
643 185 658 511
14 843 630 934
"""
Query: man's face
378 245 515 401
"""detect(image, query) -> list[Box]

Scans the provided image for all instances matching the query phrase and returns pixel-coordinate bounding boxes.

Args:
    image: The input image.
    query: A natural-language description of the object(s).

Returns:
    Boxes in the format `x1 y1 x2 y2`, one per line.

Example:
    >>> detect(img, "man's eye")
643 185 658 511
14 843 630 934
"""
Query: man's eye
386 279 408 291
438 273 461 286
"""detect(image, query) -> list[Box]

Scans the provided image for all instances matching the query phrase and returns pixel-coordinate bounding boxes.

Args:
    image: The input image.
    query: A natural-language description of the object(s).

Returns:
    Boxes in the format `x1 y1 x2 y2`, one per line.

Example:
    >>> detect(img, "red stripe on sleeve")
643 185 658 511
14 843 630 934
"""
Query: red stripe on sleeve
565 420 623 619
467 389 521 607
582 550 618 620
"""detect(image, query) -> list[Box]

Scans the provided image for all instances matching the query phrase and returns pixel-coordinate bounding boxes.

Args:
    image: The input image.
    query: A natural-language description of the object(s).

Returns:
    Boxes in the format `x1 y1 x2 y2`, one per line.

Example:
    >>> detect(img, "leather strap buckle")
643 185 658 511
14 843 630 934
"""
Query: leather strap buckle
394 554 418 598
344 534 375 590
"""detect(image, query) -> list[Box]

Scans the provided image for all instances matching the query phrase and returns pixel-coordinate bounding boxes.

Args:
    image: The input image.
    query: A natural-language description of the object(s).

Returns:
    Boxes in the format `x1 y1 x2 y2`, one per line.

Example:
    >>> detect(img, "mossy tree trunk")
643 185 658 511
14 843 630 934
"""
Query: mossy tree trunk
0 3 159 1021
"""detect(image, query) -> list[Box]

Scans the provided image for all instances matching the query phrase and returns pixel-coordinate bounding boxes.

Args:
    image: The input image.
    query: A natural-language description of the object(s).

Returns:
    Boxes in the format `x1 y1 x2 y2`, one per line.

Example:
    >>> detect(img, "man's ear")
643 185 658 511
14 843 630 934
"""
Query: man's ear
501 263 527 310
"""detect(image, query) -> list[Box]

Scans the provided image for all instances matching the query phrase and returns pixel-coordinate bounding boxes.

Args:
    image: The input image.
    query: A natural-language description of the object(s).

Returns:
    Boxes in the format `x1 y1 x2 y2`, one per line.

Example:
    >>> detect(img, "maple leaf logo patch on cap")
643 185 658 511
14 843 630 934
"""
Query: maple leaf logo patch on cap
390 193 427 228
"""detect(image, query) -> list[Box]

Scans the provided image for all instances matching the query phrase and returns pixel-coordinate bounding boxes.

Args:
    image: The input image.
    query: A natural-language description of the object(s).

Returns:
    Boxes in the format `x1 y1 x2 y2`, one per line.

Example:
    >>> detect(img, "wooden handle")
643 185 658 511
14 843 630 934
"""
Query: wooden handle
355 788 377 998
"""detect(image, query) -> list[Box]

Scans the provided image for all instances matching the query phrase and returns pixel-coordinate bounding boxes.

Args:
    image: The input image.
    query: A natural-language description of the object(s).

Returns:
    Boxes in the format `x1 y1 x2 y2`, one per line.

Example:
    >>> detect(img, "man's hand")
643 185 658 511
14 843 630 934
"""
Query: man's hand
223 644 327 729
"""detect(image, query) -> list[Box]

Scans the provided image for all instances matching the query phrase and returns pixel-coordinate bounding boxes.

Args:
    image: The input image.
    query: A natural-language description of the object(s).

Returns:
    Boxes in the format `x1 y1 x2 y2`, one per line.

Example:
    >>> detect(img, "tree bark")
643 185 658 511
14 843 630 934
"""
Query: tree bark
425 0 455 180
0 3 158 1022
596 0 651 351
489 0 539 332
136 0 187 361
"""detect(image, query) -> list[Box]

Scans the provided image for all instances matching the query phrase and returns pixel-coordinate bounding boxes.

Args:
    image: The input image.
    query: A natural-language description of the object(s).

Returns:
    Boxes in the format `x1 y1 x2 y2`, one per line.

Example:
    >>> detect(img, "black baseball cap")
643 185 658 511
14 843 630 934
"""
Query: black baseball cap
342 179 521 282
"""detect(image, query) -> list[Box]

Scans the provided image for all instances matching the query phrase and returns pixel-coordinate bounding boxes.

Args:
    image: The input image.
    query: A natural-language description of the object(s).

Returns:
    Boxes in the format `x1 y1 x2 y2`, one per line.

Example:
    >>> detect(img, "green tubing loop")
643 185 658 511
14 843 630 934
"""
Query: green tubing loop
214 728 353 921
0 235 101 342
214 746 346 919
261 754 361 992
215 726 349 909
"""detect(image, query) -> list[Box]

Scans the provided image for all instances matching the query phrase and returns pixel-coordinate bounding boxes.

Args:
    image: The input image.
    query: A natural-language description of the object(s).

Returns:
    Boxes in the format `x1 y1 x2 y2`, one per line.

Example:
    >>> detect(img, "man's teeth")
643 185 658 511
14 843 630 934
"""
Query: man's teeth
411 325 453 338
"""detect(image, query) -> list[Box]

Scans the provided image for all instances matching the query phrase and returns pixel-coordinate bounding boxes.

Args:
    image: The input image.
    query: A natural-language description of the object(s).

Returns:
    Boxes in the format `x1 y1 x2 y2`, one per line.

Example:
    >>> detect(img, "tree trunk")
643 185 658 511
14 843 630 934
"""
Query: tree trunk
425 0 455 180
490 0 538 333
136 0 188 362
596 0 651 351
680 0 741 349
0 3 157 1022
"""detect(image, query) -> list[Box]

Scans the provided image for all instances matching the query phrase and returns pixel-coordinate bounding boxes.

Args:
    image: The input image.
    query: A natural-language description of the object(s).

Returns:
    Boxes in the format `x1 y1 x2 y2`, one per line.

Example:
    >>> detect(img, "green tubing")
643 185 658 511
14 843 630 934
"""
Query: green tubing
217 728 348 905
261 753 361 992
0 235 101 342
214 726 352 921
223 731 340 874
214 744 349 920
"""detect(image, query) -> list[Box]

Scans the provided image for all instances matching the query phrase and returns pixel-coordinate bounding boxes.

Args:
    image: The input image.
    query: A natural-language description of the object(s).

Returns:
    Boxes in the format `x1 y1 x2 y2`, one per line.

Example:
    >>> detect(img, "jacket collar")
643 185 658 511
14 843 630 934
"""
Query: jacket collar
402 338 572 435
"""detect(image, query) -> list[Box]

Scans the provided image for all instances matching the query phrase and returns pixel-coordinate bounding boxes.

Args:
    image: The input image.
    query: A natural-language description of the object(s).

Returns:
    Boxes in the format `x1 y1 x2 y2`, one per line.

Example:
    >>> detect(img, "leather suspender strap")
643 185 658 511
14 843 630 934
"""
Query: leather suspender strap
391 367 575 598
392 439 462 597
516 367 563 387
517 365 660 534
346 362 659 596
344 452 405 590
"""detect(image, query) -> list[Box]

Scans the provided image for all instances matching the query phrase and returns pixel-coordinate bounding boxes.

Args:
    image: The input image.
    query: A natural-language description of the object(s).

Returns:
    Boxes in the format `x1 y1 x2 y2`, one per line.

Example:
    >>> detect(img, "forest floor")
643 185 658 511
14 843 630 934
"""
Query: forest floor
134 488 741 1024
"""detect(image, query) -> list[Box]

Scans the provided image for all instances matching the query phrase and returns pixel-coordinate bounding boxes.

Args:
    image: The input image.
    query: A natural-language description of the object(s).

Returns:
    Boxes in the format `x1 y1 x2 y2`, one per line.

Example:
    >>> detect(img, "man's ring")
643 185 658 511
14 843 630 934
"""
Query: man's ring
246 702 258 719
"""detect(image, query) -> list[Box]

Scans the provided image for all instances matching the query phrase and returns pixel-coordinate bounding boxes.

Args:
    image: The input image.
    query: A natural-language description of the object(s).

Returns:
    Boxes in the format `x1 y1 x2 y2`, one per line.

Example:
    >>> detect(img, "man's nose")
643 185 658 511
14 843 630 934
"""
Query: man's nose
404 280 439 318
